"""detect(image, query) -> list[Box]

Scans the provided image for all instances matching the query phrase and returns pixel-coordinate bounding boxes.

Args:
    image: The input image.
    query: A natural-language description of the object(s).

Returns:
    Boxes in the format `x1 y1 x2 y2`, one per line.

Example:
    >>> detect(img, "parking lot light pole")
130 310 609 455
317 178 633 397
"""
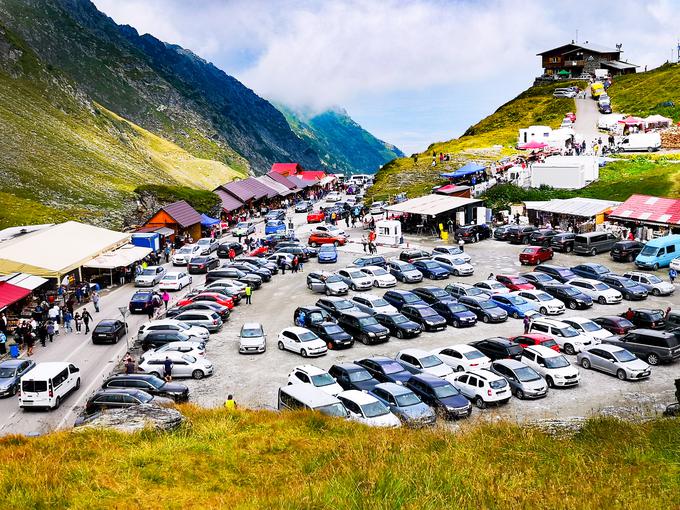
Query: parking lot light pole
118 306 130 351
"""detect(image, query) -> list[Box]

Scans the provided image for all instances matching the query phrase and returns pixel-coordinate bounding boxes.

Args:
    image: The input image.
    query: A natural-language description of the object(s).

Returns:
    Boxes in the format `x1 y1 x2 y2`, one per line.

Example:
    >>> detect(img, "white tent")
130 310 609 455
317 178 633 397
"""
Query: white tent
644 114 672 129
0 272 49 290
84 245 152 269
384 194 481 218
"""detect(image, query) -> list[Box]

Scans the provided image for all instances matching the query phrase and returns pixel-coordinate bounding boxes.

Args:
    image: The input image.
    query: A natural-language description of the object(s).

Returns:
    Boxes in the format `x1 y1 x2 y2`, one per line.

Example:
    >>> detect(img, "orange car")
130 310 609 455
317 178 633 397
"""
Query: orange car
307 211 325 223
308 232 347 247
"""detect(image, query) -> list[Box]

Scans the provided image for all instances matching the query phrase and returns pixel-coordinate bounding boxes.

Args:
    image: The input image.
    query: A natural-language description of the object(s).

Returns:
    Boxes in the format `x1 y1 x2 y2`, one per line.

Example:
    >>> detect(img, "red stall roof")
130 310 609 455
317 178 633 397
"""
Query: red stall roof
608 194 680 226
0 282 31 310
271 163 302 176
299 170 326 180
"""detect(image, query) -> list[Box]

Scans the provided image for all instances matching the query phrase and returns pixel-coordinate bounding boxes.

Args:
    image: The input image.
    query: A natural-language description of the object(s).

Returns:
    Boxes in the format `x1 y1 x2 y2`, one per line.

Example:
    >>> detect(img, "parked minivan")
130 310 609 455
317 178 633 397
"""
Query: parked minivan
634 235 680 270
574 232 619 256
617 133 661 152
19 362 81 410
277 384 349 418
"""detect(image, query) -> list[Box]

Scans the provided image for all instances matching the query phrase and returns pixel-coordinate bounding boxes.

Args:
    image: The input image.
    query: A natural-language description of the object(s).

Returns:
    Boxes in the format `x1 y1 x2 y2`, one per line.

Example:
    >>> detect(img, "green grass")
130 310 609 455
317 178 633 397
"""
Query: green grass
609 63 680 122
0 408 678 508
135 185 221 214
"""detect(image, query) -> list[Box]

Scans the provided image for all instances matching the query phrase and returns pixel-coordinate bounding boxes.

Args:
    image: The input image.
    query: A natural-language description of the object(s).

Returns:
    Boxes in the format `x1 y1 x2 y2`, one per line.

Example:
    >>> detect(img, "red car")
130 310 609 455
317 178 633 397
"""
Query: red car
495 274 535 291
308 232 347 247
307 211 325 224
565 112 576 122
519 246 553 265
510 334 561 353
177 292 234 310
248 246 269 257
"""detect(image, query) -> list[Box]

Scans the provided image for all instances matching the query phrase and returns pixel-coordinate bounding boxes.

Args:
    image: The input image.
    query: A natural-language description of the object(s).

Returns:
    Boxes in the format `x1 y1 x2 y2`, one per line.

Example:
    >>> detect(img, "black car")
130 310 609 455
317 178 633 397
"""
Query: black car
507 226 538 244
275 246 310 262
533 264 577 283
550 233 576 253
329 363 379 392
293 305 334 327
570 263 611 281
166 301 231 321
355 357 413 384
315 297 360 319
237 256 278 274
352 255 387 268
216 242 244 259
519 272 558 290
400 304 447 332
374 313 422 339
610 240 645 263
337 312 390 345
529 229 561 246
405 374 472 419
187 256 220 274
140 330 191 351
412 286 456 305
601 274 648 300
102 374 189 402
383 289 426 310
206 268 262 288
399 248 431 263
457 296 508 323
430 301 477 328
599 103 612 114
469 337 524 361
84 389 162 415
620 309 666 330
603 329 680 365
224 262 272 282
92 320 127 344
308 321 354 349
541 283 593 309
493 225 513 241
455 224 491 243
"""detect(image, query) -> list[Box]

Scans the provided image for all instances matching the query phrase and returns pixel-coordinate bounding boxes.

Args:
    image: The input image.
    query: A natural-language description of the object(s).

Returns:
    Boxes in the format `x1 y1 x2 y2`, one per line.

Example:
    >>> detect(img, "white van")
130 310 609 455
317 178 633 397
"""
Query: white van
278 384 348 418
617 133 661 152
19 362 81 410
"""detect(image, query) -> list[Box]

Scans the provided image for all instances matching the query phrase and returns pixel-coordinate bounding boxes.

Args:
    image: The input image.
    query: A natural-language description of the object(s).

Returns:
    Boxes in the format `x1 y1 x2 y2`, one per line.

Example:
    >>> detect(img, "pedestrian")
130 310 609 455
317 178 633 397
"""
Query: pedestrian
0 330 6 356
64 310 73 333
361 236 368 253
146 304 154 320
46 320 55 343
92 291 100 312
0 312 7 333
292 255 299 273
299 258 304 272
523 315 531 334
229 248 236 262
74 312 82 333
125 353 135 374
297 310 306 327
351 215 357 228
164 244 171 263
665 306 672 320
162 291 170 310
163 356 173 382
26 330 35 356
625 307 634 321
224 394 237 410
458 239 465 252
81 309 92 334
447 218 454 234
669 267 677 285
245 284 252 304
280 258 286 275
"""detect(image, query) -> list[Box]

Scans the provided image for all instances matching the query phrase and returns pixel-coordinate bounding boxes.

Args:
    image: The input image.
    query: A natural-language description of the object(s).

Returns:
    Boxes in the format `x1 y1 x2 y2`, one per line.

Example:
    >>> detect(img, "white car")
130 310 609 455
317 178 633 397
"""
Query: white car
432 344 492 372
336 268 374 291
623 272 675 297
277 327 327 357
432 246 471 263
337 390 401 428
232 221 255 237
521 345 580 388
287 365 343 396
431 255 474 276
158 271 192 291
450 368 511 408
172 244 201 265
139 352 213 380
202 279 247 295
359 266 397 288
561 317 611 341
528 318 595 354
568 277 622 305
369 201 386 215
134 266 167 287
474 280 510 295
314 224 346 236
239 322 266 354
326 191 342 202
516 289 565 315
670 257 680 273
395 349 453 378
137 319 210 342
351 294 398 315
144 341 206 359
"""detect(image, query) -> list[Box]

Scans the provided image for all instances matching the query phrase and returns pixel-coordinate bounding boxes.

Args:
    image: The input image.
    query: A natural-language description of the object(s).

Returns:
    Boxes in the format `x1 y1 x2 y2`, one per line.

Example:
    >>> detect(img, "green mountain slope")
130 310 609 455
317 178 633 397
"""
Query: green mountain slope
608 63 680 122
277 105 404 174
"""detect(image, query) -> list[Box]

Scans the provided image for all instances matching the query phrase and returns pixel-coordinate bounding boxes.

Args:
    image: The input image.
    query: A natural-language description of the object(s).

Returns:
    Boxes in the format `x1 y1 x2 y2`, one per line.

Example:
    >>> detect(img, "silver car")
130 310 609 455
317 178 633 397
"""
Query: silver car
135 266 167 287
239 322 266 354
489 359 548 400
577 344 651 381
369 382 436 427
307 272 349 296
623 272 675 297
173 310 223 333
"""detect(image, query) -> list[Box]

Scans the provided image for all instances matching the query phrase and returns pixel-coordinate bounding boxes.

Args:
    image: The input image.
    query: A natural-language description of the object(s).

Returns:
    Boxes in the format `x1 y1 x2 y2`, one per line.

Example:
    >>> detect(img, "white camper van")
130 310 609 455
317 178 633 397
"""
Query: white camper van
617 133 661 152
18 362 81 410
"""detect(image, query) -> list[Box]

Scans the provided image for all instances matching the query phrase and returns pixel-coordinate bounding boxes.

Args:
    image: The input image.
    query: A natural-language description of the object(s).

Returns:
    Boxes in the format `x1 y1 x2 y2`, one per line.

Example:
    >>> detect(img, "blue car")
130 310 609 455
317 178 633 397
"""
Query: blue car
317 244 338 264
265 220 286 235
355 357 414 384
405 374 472 419
430 301 477 328
383 289 426 310
489 293 539 319
265 209 286 221
129 290 155 314
413 260 450 280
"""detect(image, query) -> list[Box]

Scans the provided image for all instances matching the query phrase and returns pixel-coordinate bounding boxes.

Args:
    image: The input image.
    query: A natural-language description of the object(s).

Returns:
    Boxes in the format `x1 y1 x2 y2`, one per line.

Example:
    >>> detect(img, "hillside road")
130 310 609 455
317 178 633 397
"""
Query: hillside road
574 88 601 141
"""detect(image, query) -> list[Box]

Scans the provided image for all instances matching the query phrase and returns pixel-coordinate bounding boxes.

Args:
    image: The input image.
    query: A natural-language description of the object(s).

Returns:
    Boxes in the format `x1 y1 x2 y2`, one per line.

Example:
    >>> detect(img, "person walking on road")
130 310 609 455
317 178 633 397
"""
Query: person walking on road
361 236 368 253
245 284 252 305
163 356 173 382
523 315 531 334
26 331 35 356
92 291 100 313
669 267 677 285
81 309 93 334
64 310 73 333
124 352 135 374
74 312 82 334
46 320 55 343
162 291 170 310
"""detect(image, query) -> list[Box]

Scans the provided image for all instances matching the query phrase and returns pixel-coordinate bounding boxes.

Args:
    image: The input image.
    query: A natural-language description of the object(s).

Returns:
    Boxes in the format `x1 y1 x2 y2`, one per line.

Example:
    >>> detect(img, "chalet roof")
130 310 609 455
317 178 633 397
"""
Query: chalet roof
266 171 299 190
162 201 202 228
214 189 245 212
537 42 620 56
601 60 638 70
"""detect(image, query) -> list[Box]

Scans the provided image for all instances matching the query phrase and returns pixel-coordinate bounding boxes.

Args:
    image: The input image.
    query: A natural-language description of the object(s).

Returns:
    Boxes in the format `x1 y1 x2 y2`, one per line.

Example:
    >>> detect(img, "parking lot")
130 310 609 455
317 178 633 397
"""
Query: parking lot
178 203 680 425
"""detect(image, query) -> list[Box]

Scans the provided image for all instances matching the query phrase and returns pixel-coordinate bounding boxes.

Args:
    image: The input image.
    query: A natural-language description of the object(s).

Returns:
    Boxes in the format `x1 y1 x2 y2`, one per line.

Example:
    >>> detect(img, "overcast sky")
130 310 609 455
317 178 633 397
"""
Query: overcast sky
93 0 679 154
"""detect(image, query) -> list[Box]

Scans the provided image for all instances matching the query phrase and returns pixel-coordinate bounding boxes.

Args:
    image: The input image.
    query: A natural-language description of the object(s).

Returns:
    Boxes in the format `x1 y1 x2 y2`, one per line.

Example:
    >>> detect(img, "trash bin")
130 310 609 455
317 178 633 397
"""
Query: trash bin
9 344 19 358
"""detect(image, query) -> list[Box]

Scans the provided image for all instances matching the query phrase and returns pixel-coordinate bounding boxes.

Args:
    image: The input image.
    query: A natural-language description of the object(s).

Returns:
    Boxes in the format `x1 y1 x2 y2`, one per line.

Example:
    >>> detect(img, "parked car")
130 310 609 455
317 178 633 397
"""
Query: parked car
91 319 127 344
337 390 401 428
458 296 508 323
399 248 431 263
603 329 680 365
405 374 472 419
0 359 35 397
541 283 593 310
173 310 223 333
166 301 230 321
308 231 347 247
490 360 548 400
336 267 374 291
383 289 426 310
399 304 446 332
387 260 423 283
326 191 341 202
224 261 272 282
593 315 636 336
610 240 644 262
374 313 422 339
19 362 80 410
432 344 491 372
313 224 346 237
216 242 244 259
264 220 286 235
507 226 539 244
529 229 561 246
293 305 333 328
577 344 651 380
308 321 354 350
519 246 553 265
623 271 675 296
521 345 580 388
451 368 511 408
550 233 576 253
101 374 189 402
83 389 172 415
294 201 313 213
315 297 360 318
307 272 349 296
444 282 487 299
134 266 167 287
317 244 338 264
493 225 513 241
288 365 343 396
265 209 286 222
337 311 390 345
516 289 565 315
509 333 560 353
159 271 192 291
528 317 595 354
139 352 213 379
196 237 219 255
495 275 535 291
329 363 379 392
238 322 266 354
474 280 511 295
355 357 413 384
232 221 255 237
177 292 234 310
206 267 262 288
568 277 622 304
187 255 220 274
412 260 449 280
432 245 471 262
620 308 667 330
533 264 576 283
137 319 208 343
277 327 328 357
351 294 398 316
469 337 524 361
570 263 612 281
352 255 388 268
430 302 476 328
489 293 539 319
601 274 648 300
144 341 206 359
455 224 491 243
171 244 201 265
635 235 680 270
561 317 613 341
520 272 558 290
412 286 455 305
574 232 619 256
128 290 155 314
307 210 325 224
369 382 436 427
599 102 612 114
429 255 474 276
396 349 453 378
359 266 397 287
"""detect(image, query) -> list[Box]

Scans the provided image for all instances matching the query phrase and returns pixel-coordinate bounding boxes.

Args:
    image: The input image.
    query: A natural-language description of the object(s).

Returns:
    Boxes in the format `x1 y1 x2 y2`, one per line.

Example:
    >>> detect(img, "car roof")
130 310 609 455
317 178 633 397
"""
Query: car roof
340 311 371 319
410 373 447 386
338 389 378 405
588 344 624 353
292 364 326 376
0 359 26 368
106 373 156 381
493 358 527 370
374 382 411 396
241 322 263 329
479 336 514 346
96 320 119 326
398 348 430 358
449 343 478 353
283 326 313 335
525 344 561 357
466 368 503 380
563 317 595 325
387 289 415 296
333 362 366 372
533 317 569 327
353 293 384 303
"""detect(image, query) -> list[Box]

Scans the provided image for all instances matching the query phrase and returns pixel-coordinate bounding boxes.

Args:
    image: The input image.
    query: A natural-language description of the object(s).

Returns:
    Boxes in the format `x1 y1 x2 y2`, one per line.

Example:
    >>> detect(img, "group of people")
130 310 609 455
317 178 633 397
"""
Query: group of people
361 231 378 254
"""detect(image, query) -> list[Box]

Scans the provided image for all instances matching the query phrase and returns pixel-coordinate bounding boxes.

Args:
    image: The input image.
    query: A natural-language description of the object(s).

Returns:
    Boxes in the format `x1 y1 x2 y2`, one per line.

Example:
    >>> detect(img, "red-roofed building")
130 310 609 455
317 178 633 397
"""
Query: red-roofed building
609 194 680 228
271 163 302 176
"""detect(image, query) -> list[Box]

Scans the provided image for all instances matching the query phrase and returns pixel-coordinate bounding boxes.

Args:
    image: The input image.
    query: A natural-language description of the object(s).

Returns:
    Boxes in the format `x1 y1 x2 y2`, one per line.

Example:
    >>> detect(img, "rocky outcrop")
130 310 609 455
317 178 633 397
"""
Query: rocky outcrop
75 405 184 433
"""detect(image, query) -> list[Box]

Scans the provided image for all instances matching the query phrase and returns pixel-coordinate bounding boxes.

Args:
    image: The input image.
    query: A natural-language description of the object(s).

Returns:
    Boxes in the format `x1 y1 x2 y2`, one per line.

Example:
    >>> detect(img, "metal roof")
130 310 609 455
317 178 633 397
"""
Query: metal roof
524 197 621 218
609 194 680 226
257 175 295 196
215 189 245 212
601 60 638 70
0 272 49 290
266 171 298 190
243 177 278 199
162 201 202 228
384 194 482 218
538 42 620 56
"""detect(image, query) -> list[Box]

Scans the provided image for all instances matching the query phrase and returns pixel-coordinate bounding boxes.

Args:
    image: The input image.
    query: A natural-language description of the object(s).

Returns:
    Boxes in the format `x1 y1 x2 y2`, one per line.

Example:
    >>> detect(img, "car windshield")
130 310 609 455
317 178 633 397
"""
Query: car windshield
319 246 335 252
241 327 263 338
323 324 344 334
178 247 193 254
558 326 579 337
163 275 177 280
403 294 420 304
381 362 405 375
401 263 417 271
452 259 466 265
311 373 336 387
141 269 157 276
136 391 154 404
464 349 485 360
96 325 115 332
562 287 580 296
427 289 448 298
621 280 638 289
467 287 485 296
478 300 497 310
391 314 409 324
534 273 552 281
489 379 508 389
145 377 165 389
535 293 552 302
640 245 658 256
299 331 319 342
349 271 365 279
448 304 468 313
433 384 459 398
420 308 439 317
593 283 609 291
0 368 16 378
515 366 541 382
395 392 421 407
421 262 438 269
192 257 208 264
544 356 570 369
326 275 343 284
580 321 600 332
348 369 372 382
649 311 665 321
612 350 638 363
236 222 248 228
318 403 348 418
358 317 379 327
371 298 390 307
361 401 389 418
419 355 443 368
489 282 505 289
506 296 526 305
647 275 663 284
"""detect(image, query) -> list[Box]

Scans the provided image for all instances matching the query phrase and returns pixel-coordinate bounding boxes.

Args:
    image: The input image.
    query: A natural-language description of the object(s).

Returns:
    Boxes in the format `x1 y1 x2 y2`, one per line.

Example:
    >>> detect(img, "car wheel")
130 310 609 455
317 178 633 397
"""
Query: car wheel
646 353 659 365
652 288 660 296
568 301 577 310
616 369 627 381
192 370 204 380
512 312 520 319
178 283 183 290
539 307 547 315
333 241 339 247
590 248 597 256
278 341 285 351
598 296 606 305
482 315 490 323
351 284 357 291
453 270 459 276
623 292 630 300
301 349 308 358
311 242 318 247
52 396 62 410
453 320 460 328
564 343 575 355
580 358 591 369
523 237 530 245
652 263 659 271
456 365 464 372
565 245 572 253
546 376 554 388
396 330 404 339
325 289 331 296
474 396 486 409
515 388 525 400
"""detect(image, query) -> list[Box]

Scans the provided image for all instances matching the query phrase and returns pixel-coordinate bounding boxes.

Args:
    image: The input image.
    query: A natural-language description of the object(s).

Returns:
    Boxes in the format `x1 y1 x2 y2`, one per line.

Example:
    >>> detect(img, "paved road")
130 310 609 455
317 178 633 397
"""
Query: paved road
574 88 601 142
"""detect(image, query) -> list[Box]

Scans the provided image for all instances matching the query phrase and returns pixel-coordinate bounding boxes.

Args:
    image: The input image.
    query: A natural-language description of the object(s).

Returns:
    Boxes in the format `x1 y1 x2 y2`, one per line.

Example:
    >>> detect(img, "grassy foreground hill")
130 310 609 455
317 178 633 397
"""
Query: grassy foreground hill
608 63 680 122
0 408 678 508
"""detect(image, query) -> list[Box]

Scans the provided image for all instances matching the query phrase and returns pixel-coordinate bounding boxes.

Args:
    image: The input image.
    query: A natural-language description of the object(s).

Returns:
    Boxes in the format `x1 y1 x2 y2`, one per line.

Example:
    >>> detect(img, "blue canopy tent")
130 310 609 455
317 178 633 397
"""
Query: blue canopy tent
200 214 221 227
440 162 487 180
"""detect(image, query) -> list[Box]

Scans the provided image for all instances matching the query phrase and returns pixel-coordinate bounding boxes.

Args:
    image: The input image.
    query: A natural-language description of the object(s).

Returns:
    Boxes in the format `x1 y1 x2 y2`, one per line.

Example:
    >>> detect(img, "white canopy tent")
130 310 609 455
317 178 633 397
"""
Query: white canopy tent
84 244 152 286
384 194 482 218
0 272 49 290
